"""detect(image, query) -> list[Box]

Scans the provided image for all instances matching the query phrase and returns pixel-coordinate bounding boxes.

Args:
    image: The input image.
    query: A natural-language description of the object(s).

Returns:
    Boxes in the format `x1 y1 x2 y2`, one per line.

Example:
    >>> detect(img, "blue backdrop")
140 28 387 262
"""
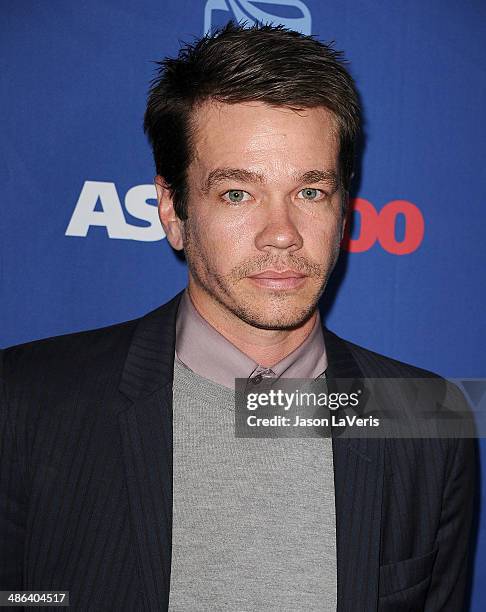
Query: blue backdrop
2 1 485 607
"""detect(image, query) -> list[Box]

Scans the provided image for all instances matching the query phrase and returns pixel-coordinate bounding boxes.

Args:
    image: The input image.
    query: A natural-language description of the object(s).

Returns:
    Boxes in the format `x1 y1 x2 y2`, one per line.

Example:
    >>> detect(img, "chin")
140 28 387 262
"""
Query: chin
230 298 317 330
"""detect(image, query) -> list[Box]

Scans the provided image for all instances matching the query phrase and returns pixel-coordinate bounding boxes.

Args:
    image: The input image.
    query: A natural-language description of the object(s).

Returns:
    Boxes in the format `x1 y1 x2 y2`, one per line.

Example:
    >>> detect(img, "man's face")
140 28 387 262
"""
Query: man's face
167 101 344 330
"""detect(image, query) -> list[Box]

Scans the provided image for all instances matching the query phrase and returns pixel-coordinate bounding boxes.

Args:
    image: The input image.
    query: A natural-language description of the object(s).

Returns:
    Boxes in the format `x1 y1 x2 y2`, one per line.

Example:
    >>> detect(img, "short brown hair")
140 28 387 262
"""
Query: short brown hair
144 21 361 220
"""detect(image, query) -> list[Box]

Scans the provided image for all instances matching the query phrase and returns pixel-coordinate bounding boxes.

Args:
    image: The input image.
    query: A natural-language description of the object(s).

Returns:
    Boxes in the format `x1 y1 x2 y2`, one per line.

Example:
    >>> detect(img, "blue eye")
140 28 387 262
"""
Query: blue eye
299 188 322 200
223 190 251 203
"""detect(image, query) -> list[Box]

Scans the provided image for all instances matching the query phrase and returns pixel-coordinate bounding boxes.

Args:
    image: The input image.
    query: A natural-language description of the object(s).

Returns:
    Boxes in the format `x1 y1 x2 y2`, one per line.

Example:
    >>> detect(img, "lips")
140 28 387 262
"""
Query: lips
247 269 307 289
248 269 306 279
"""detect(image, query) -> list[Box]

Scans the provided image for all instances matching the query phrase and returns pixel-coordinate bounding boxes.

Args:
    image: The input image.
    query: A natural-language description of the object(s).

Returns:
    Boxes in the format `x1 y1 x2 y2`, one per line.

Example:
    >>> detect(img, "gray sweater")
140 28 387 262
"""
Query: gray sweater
168 360 337 611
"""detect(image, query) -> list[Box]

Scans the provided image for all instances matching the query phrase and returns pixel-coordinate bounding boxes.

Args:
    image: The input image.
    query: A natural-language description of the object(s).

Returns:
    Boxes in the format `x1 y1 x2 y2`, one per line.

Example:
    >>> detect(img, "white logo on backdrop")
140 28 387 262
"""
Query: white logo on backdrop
204 0 312 35
65 181 164 241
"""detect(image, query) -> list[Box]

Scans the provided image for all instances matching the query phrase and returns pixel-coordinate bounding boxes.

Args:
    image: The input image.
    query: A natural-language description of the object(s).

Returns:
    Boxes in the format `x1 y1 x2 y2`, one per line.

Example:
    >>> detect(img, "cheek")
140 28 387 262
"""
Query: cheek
303 213 343 251
184 214 252 271
196 211 255 256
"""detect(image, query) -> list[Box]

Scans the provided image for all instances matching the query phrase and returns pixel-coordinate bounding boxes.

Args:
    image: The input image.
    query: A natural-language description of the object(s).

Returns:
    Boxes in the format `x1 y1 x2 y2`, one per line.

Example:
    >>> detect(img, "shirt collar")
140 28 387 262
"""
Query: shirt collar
175 289 327 389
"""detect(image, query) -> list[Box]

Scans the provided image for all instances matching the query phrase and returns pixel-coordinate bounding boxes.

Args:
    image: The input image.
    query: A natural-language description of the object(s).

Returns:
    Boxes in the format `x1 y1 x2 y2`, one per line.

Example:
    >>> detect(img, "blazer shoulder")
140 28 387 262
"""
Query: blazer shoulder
326 329 442 380
0 316 140 401
326 330 476 440
1 291 183 409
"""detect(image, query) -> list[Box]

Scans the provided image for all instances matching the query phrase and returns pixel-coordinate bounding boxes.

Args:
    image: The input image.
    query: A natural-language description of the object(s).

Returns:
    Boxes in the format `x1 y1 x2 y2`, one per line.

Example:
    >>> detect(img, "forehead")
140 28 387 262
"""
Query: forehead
189 100 340 174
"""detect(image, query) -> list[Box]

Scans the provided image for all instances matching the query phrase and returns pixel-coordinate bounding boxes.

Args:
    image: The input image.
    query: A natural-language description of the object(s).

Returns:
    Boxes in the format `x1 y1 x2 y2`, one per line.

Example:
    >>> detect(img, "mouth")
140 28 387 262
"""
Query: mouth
246 269 308 290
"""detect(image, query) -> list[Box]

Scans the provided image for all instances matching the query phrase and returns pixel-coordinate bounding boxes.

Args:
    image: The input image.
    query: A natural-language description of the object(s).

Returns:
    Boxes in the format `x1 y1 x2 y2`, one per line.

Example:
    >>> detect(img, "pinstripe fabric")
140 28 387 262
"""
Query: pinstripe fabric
0 291 476 611
325 329 476 611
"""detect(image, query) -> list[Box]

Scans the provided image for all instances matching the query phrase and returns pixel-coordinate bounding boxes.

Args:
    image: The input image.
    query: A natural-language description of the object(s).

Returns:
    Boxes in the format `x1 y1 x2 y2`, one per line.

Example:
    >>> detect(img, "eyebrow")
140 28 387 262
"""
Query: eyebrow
201 168 340 194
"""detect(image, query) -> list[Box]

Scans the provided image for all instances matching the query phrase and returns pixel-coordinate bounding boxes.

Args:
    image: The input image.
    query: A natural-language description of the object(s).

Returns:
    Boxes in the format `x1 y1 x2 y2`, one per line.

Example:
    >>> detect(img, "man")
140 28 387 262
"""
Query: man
0 22 475 612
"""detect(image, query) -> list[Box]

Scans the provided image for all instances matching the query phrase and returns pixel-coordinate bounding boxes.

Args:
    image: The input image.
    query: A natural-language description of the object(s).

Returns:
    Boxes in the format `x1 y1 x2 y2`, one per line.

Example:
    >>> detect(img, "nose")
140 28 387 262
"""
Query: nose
254 200 304 253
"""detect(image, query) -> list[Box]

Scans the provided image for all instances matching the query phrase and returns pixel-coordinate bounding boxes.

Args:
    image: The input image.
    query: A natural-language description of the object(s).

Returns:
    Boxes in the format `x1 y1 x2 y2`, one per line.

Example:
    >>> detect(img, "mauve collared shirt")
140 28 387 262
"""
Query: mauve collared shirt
175 289 327 386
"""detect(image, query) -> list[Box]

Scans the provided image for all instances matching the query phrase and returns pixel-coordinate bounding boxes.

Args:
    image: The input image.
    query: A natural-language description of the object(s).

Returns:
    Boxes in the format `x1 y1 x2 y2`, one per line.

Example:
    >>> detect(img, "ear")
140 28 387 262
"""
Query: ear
154 176 184 251
340 191 349 242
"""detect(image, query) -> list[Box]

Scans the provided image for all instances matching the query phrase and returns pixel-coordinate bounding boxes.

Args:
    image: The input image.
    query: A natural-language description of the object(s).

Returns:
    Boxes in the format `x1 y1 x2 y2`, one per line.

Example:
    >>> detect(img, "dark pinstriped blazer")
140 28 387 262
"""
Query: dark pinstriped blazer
0 290 476 611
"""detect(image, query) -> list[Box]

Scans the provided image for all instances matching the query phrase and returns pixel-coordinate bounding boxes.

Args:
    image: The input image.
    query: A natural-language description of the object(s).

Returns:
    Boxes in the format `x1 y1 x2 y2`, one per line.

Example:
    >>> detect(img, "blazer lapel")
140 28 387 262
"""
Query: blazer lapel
324 328 385 612
116 291 184 610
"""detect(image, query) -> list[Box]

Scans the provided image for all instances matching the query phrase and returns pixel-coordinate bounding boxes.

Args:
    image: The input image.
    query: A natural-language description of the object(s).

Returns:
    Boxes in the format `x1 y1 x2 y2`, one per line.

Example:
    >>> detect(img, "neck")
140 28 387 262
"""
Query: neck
187 285 317 368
